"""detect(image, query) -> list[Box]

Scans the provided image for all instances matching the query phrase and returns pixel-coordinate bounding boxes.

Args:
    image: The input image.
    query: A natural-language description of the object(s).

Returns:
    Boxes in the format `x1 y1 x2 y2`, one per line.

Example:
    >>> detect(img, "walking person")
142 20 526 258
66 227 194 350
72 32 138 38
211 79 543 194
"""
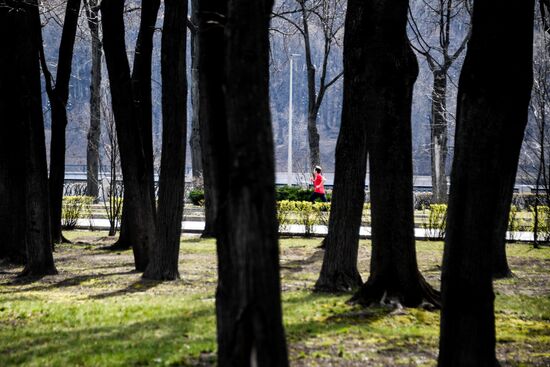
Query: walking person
310 166 328 202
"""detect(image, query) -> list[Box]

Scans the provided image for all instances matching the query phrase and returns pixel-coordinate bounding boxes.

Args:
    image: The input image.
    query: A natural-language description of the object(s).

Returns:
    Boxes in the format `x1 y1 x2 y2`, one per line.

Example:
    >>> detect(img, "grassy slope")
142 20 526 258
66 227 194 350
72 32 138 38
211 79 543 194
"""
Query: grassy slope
0 232 548 366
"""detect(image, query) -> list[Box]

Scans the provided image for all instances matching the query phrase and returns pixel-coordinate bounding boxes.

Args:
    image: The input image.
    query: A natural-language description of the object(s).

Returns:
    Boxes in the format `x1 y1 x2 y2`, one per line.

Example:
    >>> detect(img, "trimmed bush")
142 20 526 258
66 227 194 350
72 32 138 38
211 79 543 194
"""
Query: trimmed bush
422 204 447 240
62 196 94 230
530 205 550 242
276 186 313 202
188 189 205 206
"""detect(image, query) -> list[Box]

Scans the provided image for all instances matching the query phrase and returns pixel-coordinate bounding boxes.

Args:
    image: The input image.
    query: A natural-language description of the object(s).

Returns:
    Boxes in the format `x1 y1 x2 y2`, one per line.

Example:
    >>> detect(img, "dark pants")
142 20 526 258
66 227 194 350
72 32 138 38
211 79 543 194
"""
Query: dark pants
310 192 327 203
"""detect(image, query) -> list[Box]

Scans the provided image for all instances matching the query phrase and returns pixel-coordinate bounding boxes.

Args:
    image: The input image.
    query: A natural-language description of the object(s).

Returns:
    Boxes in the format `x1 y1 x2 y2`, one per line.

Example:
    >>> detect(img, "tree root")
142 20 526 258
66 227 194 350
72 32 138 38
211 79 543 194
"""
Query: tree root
348 275 441 309
314 270 363 293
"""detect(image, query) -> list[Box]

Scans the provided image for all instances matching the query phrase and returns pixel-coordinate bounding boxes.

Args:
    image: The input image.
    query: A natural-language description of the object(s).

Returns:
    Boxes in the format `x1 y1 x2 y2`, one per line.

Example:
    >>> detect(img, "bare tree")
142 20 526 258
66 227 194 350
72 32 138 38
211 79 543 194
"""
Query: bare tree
39 0 82 244
83 0 102 199
408 0 472 203
143 0 187 280
101 0 156 271
273 0 344 169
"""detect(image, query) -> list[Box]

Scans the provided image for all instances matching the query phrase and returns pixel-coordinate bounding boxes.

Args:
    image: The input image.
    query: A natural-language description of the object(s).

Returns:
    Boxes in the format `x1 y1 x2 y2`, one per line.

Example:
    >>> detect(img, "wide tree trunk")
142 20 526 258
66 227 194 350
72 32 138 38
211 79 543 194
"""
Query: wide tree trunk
314 1 368 292
437 2 535 366
189 0 202 186
349 0 439 308
85 0 102 199
200 0 289 364
430 68 448 203
101 0 156 271
307 113 321 169
47 0 82 244
13 0 57 276
0 4 27 265
197 2 225 239
143 0 187 281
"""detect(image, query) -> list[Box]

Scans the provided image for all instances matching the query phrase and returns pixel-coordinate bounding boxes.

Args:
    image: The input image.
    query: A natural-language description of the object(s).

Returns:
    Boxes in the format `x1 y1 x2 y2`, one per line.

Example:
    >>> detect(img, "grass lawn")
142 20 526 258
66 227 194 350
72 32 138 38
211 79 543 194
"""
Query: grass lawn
1 232 549 366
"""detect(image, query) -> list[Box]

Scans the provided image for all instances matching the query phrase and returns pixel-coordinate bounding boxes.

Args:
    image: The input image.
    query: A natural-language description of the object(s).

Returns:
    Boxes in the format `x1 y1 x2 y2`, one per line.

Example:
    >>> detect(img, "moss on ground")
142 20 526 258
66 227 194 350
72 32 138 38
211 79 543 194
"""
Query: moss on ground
0 234 549 366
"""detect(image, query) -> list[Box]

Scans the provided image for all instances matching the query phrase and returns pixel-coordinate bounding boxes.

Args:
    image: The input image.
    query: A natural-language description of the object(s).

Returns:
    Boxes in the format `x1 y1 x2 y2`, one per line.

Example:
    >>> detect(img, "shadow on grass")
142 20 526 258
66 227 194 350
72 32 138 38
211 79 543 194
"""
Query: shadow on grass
90 278 162 299
280 249 325 272
0 310 216 367
283 292 393 342
3 271 137 292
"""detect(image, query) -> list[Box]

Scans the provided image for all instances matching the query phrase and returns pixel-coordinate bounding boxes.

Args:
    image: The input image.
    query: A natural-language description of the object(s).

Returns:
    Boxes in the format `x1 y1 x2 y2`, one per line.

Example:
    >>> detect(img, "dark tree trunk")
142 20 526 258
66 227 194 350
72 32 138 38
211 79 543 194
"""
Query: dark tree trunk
430 68 448 203
349 0 439 308
45 0 81 244
143 0 187 281
189 0 202 186
85 0 102 199
9 0 57 276
0 4 27 265
200 0 289 364
197 2 225 239
101 0 156 271
437 1 535 366
130 0 159 215
314 1 368 292
113 0 159 251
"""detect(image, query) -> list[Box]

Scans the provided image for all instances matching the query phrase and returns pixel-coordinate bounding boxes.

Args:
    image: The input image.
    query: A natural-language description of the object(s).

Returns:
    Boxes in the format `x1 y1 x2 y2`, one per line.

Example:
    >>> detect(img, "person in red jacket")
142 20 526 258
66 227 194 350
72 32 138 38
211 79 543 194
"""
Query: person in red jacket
310 166 327 202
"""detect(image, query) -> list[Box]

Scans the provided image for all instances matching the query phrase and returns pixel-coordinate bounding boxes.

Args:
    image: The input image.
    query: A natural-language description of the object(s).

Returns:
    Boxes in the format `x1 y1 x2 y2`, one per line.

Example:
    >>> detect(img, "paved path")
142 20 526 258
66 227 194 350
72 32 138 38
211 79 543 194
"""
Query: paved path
76 218 537 242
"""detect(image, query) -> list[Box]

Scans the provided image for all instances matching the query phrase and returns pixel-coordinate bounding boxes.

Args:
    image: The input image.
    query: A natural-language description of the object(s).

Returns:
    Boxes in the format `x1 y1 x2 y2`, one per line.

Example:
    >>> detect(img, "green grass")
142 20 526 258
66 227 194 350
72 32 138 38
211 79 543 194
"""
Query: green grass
1 235 549 366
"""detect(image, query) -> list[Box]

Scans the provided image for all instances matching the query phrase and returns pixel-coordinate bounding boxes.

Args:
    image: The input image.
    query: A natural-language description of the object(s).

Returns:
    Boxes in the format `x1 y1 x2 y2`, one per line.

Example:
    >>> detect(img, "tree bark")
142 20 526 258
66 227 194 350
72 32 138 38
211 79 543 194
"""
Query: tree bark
45 0 82 244
0 3 27 265
348 0 439 308
201 0 290 364
430 68 448 203
101 0 156 271
189 0 202 187
314 1 368 292
85 0 102 200
7 0 58 276
197 2 225 239
113 0 159 251
143 0 187 281
130 0 159 215
437 1 535 366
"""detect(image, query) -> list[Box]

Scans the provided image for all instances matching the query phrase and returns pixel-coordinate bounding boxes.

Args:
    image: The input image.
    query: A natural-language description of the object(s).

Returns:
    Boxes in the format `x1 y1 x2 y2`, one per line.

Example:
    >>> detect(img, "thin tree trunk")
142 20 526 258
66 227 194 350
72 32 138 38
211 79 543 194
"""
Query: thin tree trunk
113 0 159 251
349 0 439 308
46 0 82 244
101 0 156 271
197 2 225 239
189 0 202 187
314 1 368 292
130 0 160 216
431 68 448 203
438 1 535 365
143 0 187 281
85 0 101 199
18 0 57 276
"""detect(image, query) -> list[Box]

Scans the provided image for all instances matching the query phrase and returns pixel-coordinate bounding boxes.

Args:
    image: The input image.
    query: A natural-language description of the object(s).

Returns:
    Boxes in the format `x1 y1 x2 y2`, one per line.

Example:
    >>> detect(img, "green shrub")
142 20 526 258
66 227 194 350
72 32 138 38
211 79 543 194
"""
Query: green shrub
293 201 317 237
414 192 433 210
276 186 312 202
530 205 550 242
313 202 331 227
188 189 205 206
62 196 94 230
422 204 447 240
276 200 295 233
508 205 521 241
